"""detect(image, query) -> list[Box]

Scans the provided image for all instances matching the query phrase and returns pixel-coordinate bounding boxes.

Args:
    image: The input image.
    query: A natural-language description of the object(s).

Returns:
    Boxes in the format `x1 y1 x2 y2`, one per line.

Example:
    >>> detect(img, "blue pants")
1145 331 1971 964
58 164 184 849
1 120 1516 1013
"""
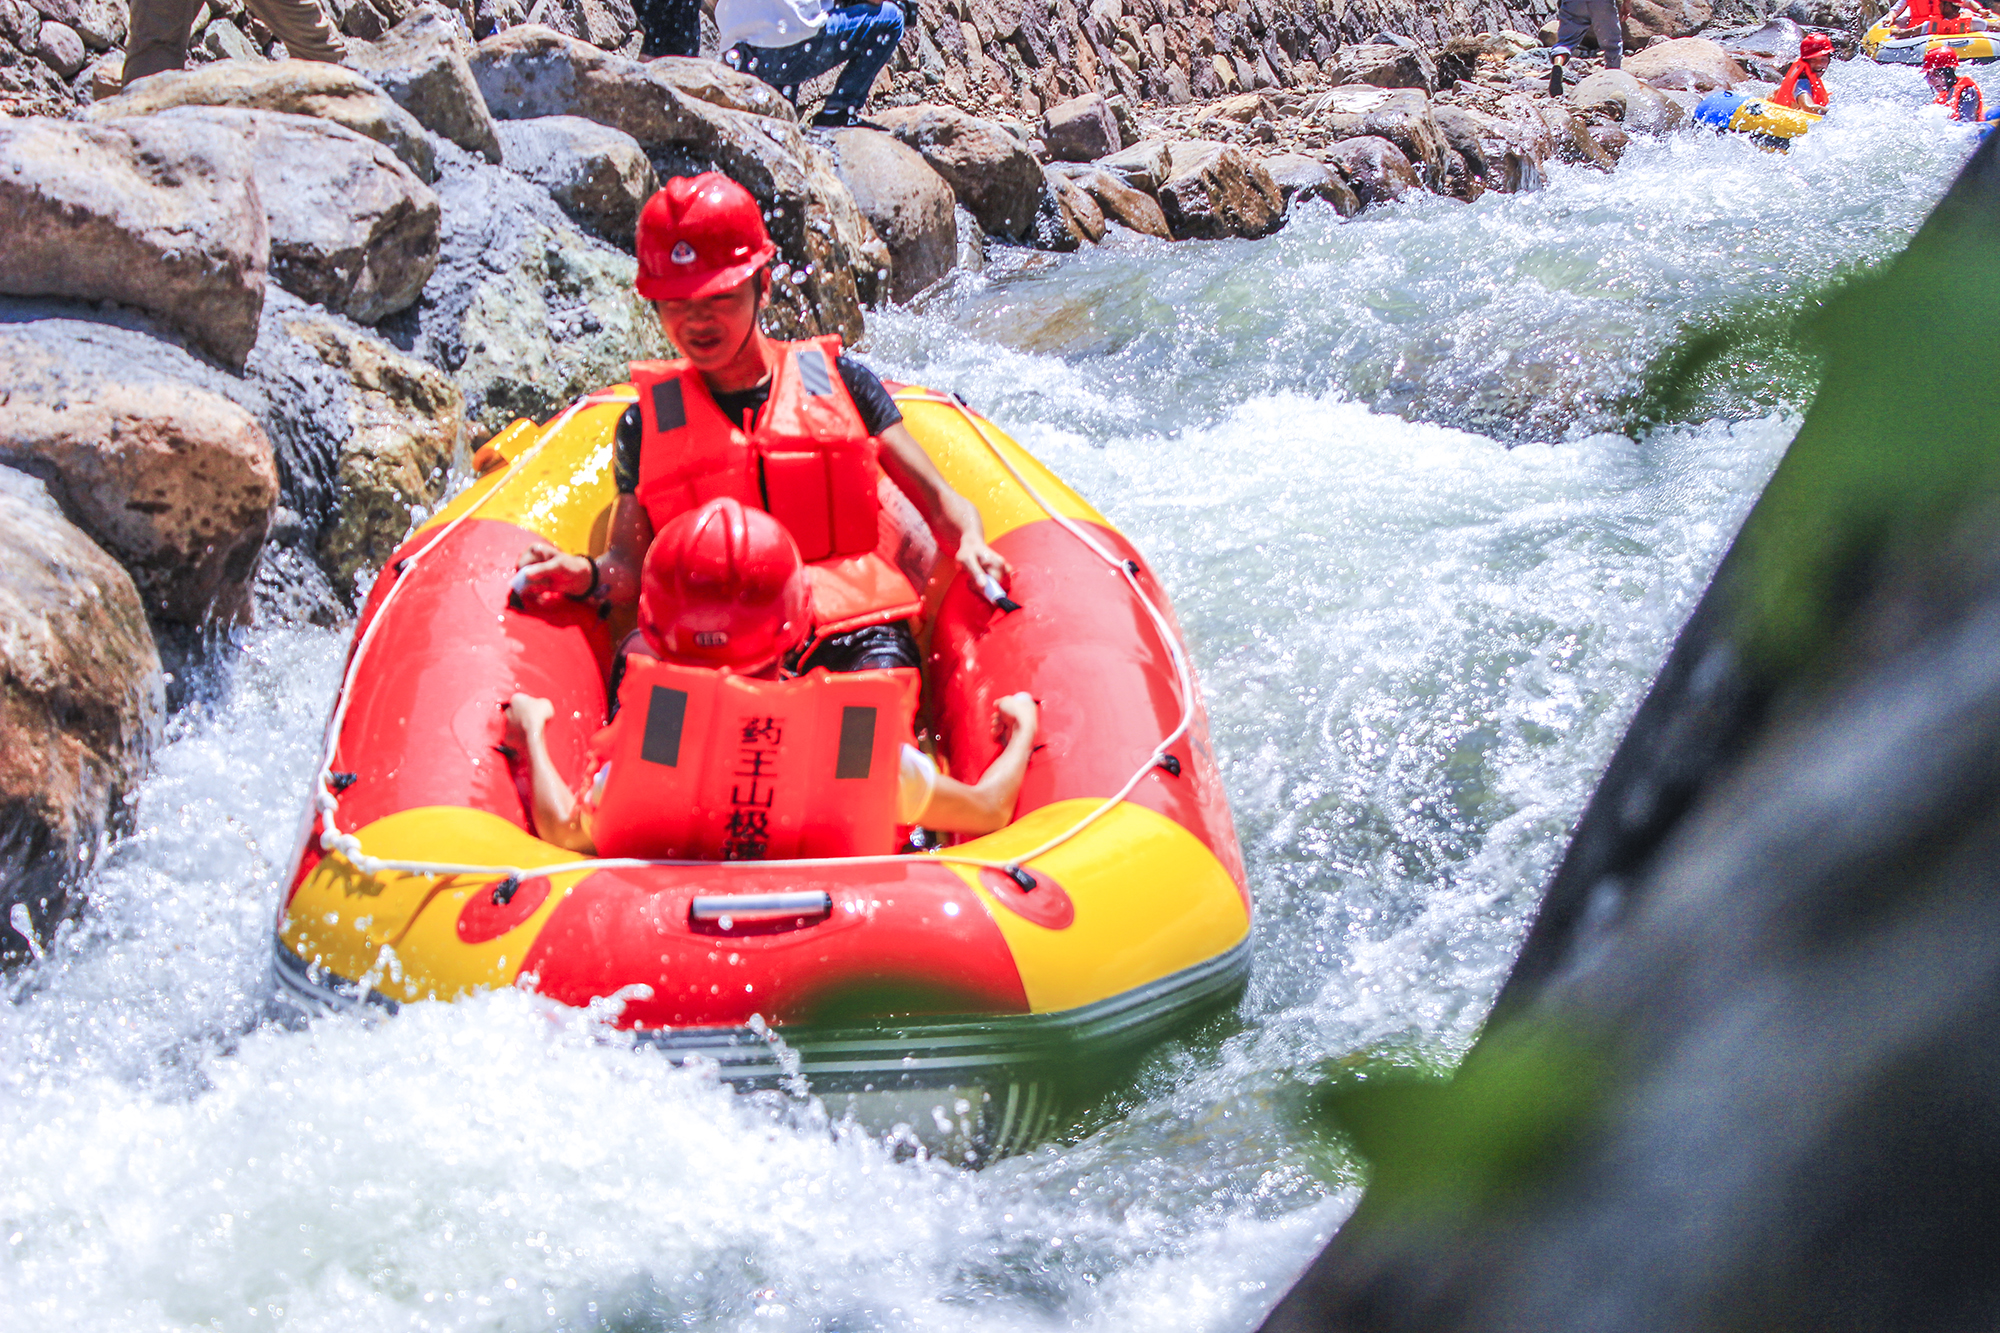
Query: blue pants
725 2 905 112
1553 0 1623 68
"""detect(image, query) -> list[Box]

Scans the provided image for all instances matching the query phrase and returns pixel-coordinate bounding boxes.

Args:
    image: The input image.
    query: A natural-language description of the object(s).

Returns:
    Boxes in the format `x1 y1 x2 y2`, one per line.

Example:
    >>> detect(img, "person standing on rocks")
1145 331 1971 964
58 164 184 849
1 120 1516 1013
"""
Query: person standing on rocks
513 172 1012 677
714 0 905 128
123 0 345 84
1548 0 1631 95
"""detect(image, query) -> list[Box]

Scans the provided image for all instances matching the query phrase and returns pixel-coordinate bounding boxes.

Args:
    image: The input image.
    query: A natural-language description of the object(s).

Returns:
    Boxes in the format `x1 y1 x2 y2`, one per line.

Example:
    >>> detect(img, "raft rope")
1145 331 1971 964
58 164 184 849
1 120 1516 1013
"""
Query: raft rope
309 387 1199 898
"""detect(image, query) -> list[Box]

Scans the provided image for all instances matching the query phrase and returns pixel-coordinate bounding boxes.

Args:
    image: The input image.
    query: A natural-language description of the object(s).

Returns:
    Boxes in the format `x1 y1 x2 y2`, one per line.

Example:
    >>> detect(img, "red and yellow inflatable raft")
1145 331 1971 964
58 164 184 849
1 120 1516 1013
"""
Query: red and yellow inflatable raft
273 383 1251 1156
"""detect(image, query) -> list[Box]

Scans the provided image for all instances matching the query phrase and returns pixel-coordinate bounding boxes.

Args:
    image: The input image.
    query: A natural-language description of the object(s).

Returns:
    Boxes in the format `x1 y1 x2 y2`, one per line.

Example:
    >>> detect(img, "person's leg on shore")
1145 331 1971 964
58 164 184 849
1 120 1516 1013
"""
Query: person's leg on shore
817 1 904 115
123 0 203 85
241 0 344 62
1587 0 1624 68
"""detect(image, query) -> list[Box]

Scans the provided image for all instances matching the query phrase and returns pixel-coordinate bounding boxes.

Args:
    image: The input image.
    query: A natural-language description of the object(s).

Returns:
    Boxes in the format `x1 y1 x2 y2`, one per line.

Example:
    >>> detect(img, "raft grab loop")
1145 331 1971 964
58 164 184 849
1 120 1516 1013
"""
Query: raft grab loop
308 387 1200 905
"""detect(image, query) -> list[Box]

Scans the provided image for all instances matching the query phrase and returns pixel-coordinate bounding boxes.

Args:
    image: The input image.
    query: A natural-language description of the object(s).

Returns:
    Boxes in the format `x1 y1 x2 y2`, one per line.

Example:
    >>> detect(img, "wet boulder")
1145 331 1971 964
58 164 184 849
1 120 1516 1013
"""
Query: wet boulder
1156 140 1284 239
345 8 503 163
824 127 958 304
494 114 656 244
0 466 162 961
468 25 884 337
1093 138 1173 195
156 106 440 324
1539 102 1618 170
1055 163 1173 238
1626 0 1715 43
1261 152 1360 216
1324 41 1438 93
1435 103 1549 195
1309 86 1448 189
872 102 1046 242
644 55 795 120
0 318 279 627
84 59 437 180
1570 68 1684 134
1032 167 1105 251
1623 37 1747 91
1325 135 1422 209
0 116 267 368
381 144 672 443
1041 90 1120 162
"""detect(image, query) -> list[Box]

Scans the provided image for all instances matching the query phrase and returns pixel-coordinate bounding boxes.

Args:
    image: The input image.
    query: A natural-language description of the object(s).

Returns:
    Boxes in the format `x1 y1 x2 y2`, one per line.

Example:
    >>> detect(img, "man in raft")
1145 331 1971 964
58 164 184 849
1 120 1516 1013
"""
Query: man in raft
1892 0 1995 37
1926 45 1987 119
513 171 1011 675
505 497 1040 856
1771 32 1836 115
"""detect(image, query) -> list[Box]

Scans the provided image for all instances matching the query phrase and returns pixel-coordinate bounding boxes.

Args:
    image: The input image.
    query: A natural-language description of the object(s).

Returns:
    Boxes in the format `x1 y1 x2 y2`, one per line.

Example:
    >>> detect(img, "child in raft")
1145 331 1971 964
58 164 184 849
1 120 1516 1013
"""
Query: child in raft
1925 45 1987 120
505 496 1040 856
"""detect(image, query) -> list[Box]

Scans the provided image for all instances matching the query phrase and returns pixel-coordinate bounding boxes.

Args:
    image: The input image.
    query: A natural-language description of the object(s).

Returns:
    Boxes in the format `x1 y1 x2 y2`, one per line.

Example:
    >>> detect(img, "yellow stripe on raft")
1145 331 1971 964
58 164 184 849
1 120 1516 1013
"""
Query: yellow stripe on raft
947 800 1251 1014
893 392 1109 545
423 395 631 553
281 808 589 1002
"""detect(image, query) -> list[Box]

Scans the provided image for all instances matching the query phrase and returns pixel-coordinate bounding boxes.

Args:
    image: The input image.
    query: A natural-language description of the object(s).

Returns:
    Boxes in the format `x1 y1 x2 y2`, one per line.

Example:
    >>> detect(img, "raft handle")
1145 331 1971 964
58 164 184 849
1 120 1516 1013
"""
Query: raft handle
690 890 833 925
1155 753 1181 778
491 874 521 906
1004 865 1038 892
329 771 359 793
1124 559 1140 576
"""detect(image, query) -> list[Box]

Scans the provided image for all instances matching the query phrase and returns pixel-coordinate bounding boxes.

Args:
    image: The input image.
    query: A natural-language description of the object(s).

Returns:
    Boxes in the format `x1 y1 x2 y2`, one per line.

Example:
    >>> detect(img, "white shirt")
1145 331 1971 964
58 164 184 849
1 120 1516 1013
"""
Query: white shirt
716 0 828 49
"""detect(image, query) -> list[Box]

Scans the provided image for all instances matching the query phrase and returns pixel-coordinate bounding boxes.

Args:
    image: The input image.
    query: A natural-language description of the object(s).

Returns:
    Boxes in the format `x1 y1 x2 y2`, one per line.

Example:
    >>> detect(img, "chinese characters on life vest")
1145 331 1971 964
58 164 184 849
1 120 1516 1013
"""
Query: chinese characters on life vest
724 715 784 859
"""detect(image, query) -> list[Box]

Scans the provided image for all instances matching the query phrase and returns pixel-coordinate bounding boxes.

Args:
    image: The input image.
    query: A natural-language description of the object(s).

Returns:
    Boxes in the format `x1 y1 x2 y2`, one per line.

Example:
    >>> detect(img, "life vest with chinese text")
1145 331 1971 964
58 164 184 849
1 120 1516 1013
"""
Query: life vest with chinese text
584 657 919 861
628 337 924 637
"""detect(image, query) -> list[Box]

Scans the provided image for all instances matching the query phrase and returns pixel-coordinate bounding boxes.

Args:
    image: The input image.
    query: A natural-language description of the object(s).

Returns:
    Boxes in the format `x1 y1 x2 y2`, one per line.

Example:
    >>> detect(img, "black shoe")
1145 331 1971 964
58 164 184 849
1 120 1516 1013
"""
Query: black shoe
808 106 886 130
1549 62 1565 97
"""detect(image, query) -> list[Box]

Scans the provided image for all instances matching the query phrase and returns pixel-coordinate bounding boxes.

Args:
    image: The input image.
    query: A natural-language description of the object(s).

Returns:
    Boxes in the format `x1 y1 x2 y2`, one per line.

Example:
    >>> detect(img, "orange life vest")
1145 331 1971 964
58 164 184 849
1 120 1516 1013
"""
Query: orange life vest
584 657 919 861
1938 72 1985 117
1932 15 1980 30
1908 0 1944 24
1772 58 1828 109
628 337 924 639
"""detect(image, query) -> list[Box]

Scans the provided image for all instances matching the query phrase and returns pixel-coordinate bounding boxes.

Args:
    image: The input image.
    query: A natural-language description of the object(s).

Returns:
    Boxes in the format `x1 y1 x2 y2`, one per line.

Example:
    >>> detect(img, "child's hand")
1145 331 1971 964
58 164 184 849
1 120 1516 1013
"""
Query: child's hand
993 692 1038 744
504 692 555 740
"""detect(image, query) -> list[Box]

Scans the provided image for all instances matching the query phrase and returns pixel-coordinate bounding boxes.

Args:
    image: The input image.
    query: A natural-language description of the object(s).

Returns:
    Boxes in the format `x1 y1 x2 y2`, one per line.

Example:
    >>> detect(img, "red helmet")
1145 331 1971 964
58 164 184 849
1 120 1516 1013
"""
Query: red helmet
1925 44 1961 70
1799 31 1834 57
638 497 810 672
634 173 778 302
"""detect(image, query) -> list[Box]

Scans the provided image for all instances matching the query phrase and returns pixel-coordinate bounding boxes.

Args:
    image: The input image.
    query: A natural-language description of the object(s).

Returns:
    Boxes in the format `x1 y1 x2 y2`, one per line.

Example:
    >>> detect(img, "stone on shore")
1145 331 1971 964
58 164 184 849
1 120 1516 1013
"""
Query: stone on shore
1157 140 1285 240
380 144 671 443
0 116 267 368
1325 136 1422 209
161 106 441 325
825 127 958 304
86 59 438 181
644 54 796 120
1626 0 1715 43
1539 103 1618 170
1057 164 1173 238
1033 167 1105 250
1435 103 1549 196
1310 86 1447 189
469 26 885 338
22 0 122 50
34 18 86 76
1041 90 1121 162
495 114 656 245
1325 40 1438 94
1571 68 1685 134
0 466 162 959
872 102 1047 242
1262 152 1360 216
0 321 278 626
345 8 504 163
1623 37 1747 90
1093 138 1173 195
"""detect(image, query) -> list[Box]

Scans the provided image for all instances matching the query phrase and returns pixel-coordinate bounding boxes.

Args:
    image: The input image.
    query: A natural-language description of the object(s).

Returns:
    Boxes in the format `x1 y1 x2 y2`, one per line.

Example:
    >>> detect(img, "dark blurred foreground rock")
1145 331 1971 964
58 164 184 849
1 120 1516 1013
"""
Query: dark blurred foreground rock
1259 133 2000 1333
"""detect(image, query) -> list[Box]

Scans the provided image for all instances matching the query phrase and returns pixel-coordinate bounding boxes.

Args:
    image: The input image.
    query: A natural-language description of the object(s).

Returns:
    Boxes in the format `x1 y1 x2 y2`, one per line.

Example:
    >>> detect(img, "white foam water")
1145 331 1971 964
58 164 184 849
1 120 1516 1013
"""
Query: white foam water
0 61 1978 1331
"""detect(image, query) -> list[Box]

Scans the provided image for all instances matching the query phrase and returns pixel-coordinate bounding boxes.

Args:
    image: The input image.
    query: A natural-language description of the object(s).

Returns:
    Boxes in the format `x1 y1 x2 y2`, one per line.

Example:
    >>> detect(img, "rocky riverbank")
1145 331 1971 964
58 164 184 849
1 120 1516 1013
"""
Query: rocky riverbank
0 0 1855 949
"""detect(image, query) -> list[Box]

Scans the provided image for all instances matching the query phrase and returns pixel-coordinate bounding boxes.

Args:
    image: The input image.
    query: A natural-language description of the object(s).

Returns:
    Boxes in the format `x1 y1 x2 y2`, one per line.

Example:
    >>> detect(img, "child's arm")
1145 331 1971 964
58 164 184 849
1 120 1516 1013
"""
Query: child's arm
505 693 597 853
918 693 1040 835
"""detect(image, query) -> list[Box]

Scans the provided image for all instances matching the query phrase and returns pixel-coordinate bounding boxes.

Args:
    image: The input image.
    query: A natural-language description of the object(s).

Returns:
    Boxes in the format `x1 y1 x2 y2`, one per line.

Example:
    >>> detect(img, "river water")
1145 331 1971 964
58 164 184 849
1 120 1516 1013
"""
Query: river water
0 61 1976 1332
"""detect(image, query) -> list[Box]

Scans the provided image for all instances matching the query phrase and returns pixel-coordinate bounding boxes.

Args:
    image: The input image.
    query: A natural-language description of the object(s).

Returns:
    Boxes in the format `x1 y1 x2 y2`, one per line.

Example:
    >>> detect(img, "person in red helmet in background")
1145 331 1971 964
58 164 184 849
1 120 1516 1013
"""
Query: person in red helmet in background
1772 32 1837 114
514 172 1010 677
506 498 1040 857
1926 45 1987 120
1895 0 1993 36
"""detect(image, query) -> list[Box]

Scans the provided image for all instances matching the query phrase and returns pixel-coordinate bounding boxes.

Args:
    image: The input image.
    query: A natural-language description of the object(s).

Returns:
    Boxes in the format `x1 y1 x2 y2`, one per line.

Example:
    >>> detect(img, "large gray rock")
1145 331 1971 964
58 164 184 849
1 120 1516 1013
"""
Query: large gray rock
873 102 1047 242
380 144 672 443
643 55 795 120
1057 163 1172 238
1093 138 1173 195
1041 90 1119 162
1539 103 1617 170
0 117 267 368
1156 140 1284 240
0 325 278 626
0 465 162 958
85 58 438 181
825 127 958 305
1261 152 1360 217
1626 0 1714 43
1309 86 1448 189
22 0 122 49
1435 103 1550 196
345 8 504 162
1031 167 1104 251
1325 40 1439 93
469 25 886 338
159 106 440 324
1623 37 1748 90
1570 68 1685 134
1325 136 1422 209
495 114 656 245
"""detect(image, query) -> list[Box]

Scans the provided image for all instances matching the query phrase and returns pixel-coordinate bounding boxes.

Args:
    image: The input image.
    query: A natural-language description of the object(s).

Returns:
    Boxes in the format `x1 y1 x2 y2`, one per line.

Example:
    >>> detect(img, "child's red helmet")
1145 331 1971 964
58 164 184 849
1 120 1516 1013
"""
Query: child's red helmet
638 498 810 672
1926 45 1962 70
634 173 778 302
1800 31 1834 57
